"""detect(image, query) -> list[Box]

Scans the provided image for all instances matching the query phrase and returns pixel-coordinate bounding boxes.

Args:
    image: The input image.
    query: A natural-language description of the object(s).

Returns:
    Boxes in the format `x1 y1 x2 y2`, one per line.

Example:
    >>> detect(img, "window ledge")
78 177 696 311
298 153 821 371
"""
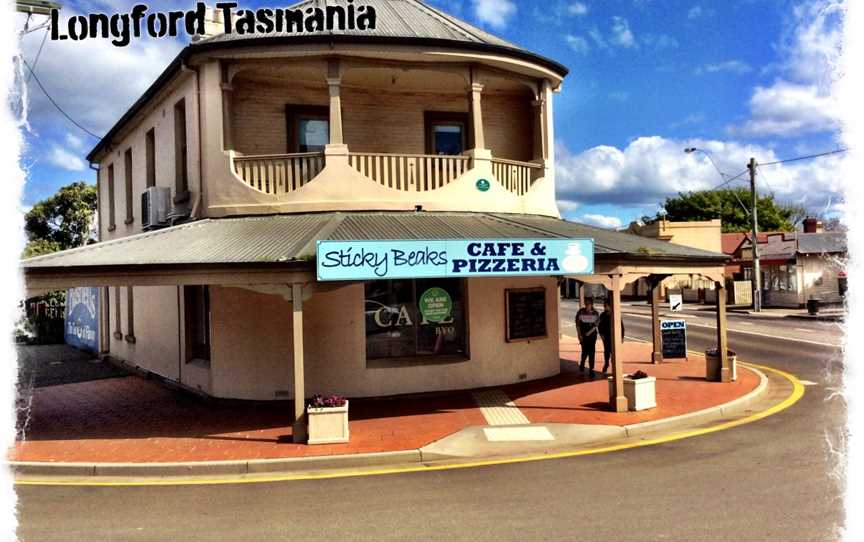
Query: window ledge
186 358 211 369
124 334 136 344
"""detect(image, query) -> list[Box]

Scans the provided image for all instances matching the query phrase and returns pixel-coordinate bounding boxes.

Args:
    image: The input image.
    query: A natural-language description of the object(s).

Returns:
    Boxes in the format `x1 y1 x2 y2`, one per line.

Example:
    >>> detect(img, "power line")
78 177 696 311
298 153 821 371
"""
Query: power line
18 55 102 140
755 164 776 197
760 148 848 166
26 26 49 83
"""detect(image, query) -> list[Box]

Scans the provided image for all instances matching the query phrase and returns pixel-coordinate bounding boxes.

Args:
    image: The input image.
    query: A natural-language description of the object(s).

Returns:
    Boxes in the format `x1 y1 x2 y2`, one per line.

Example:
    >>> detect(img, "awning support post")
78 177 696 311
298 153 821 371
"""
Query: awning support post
610 275 628 412
651 276 663 364
292 282 307 443
716 280 731 383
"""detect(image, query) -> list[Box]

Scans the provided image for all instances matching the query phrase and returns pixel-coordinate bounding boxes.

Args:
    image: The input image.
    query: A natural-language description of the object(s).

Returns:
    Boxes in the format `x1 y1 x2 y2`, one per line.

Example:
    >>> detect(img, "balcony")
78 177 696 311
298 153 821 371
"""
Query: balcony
210 57 557 216
232 151 544 197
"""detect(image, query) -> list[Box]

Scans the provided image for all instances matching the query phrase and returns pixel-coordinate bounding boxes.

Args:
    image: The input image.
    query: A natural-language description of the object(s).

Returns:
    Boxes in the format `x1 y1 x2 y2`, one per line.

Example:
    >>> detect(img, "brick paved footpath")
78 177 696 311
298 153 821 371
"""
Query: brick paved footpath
10 340 759 463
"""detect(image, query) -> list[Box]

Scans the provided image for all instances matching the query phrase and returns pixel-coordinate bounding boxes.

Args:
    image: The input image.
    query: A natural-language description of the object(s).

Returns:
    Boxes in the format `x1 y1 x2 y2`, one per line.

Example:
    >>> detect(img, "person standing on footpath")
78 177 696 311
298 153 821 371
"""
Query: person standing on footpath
575 297 600 378
598 298 625 375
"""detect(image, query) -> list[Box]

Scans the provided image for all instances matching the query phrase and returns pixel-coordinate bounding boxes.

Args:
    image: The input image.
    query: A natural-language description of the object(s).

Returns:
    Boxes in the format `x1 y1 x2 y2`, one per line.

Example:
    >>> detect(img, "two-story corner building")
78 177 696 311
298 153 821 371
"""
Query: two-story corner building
22 0 732 439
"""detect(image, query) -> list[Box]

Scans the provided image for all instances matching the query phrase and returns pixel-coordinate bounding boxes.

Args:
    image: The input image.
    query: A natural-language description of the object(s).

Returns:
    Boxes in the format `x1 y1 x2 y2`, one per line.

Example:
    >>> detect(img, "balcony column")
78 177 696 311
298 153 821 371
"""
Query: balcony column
292 282 307 443
327 58 344 147
221 64 234 150
468 67 486 151
531 93 547 162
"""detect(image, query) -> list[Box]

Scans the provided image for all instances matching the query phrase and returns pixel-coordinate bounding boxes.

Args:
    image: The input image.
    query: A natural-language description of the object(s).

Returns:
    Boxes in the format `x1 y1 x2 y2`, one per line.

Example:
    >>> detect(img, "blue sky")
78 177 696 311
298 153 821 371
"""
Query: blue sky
17 0 844 229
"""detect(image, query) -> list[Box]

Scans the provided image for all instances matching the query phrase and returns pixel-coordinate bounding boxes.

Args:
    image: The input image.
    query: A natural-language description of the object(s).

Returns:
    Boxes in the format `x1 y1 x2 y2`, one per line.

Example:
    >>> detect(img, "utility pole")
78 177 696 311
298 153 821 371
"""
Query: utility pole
748 157 762 312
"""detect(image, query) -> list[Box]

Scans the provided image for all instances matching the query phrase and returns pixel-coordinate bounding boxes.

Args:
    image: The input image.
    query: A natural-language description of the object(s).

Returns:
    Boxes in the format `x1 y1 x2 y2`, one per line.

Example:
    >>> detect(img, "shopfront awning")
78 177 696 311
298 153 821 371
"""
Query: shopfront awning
21 211 728 292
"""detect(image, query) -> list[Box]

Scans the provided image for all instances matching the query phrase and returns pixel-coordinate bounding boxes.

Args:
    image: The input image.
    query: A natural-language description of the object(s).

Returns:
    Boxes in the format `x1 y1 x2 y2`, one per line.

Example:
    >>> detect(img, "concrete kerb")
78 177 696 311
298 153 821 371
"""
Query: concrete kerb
9 366 771 479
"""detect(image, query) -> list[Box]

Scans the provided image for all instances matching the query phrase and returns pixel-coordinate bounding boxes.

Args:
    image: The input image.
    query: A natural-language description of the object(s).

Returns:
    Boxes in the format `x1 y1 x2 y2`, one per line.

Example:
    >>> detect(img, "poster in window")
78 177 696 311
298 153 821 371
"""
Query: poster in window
505 288 547 342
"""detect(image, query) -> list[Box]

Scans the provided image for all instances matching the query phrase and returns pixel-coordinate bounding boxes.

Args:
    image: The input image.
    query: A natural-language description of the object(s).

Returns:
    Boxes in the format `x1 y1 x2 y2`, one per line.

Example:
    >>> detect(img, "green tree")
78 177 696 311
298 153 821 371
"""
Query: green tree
655 188 796 233
23 181 97 257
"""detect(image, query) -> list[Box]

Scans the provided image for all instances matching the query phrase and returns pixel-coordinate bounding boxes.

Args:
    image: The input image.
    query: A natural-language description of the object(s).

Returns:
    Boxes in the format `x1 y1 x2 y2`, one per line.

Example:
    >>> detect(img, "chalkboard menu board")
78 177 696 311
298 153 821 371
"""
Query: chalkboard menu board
661 319 687 358
506 288 547 342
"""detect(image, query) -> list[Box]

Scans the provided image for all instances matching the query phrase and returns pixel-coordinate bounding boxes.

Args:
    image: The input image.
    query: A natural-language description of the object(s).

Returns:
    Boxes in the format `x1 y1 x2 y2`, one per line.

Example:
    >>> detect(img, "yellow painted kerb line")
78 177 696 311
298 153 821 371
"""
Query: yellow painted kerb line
15 362 805 487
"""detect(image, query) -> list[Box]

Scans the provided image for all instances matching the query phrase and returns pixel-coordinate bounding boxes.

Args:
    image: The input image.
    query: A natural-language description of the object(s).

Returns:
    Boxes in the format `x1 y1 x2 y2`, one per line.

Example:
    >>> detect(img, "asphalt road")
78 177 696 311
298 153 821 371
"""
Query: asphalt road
16 302 847 541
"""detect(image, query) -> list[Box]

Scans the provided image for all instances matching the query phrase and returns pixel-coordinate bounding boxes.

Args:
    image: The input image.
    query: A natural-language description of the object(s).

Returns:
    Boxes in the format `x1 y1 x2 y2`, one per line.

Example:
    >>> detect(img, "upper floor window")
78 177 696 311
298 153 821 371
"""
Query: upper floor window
145 128 156 188
124 148 133 224
286 105 329 153
106 164 116 231
174 99 189 202
425 112 467 156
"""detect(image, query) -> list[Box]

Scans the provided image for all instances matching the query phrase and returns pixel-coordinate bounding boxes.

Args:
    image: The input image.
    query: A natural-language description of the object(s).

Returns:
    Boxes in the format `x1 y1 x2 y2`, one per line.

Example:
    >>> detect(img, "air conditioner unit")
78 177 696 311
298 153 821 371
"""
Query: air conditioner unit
141 186 171 230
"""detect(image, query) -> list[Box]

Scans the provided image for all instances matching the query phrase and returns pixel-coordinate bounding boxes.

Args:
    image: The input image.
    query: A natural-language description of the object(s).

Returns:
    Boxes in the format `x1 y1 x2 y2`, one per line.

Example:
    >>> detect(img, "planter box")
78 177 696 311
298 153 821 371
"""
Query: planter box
307 400 350 445
608 376 657 411
706 353 737 382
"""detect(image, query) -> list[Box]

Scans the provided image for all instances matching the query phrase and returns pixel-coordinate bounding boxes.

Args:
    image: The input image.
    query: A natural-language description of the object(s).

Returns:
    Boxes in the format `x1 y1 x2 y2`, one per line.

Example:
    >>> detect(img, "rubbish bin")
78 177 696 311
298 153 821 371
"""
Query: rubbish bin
807 299 820 315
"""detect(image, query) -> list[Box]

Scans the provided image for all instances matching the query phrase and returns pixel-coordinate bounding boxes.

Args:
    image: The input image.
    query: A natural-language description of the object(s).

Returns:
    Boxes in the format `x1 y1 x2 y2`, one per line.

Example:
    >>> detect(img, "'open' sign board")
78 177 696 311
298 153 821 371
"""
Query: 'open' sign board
661 319 687 359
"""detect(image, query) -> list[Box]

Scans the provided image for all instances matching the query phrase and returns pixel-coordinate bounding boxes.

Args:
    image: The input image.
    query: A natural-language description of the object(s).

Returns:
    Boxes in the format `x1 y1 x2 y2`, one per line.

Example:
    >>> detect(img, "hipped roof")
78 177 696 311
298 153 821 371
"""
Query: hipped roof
22 212 728 272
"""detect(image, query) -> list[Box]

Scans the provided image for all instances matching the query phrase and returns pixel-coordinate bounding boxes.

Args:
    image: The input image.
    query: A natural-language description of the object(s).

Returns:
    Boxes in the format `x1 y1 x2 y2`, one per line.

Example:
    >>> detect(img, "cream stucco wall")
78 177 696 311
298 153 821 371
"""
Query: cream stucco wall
205 276 560 400
98 73 202 242
106 285 213 395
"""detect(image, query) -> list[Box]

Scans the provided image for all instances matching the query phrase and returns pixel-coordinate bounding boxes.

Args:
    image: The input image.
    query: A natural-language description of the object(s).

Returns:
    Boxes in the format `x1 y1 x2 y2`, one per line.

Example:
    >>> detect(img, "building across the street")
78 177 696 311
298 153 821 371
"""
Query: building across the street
735 218 847 308
21 0 733 439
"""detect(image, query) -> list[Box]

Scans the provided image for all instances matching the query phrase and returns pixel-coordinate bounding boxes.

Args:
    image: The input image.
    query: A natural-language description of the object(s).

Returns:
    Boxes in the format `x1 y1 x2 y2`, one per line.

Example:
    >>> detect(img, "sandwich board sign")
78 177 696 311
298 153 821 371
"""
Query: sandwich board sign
661 319 687 359
669 294 683 312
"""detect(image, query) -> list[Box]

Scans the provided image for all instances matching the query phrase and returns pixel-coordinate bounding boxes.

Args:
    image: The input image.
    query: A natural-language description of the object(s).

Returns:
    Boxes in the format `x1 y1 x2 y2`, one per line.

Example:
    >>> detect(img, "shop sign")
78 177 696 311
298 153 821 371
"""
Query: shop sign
316 238 594 281
419 287 453 323
64 287 100 353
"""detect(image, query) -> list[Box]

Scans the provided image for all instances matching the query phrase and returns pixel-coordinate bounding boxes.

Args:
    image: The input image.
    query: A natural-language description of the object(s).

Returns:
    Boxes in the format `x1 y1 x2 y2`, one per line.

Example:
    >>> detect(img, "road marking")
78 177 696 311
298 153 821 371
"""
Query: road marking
623 314 841 347
800 380 819 386
473 389 530 426
14 363 805 487
794 328 813 333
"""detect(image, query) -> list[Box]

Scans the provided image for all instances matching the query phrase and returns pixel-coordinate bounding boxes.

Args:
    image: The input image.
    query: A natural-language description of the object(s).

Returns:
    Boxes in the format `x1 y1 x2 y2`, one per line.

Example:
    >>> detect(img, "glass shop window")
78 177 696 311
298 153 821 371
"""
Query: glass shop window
364 279 466 360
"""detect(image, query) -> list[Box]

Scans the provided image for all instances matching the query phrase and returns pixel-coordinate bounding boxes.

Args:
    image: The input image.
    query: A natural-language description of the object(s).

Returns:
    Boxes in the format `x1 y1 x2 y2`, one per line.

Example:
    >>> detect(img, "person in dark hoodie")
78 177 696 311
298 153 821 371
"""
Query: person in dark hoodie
575 297 600 377
597 298 625 374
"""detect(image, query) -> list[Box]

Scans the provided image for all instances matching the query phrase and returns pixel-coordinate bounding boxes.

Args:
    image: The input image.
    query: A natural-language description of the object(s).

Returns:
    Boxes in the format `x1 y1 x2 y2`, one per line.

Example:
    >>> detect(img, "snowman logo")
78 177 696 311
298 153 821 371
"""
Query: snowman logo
562 243 589 273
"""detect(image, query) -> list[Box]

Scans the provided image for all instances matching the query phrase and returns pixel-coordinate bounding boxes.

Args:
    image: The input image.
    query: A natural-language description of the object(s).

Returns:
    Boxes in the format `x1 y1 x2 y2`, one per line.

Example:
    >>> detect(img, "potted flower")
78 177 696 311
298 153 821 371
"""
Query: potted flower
607 370 656 411
705 347 737 382
306 394 349 445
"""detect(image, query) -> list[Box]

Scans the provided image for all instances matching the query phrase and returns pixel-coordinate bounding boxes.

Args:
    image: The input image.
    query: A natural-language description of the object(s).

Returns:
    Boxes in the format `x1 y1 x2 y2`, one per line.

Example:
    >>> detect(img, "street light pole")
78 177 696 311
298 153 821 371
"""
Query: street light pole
748 158 762 312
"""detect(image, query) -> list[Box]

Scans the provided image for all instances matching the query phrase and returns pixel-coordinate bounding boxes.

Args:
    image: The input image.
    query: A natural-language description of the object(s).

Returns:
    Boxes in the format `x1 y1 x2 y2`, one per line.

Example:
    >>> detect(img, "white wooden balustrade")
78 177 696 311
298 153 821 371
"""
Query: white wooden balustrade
348 152 471 191
491 158 543 196
233 152 325 194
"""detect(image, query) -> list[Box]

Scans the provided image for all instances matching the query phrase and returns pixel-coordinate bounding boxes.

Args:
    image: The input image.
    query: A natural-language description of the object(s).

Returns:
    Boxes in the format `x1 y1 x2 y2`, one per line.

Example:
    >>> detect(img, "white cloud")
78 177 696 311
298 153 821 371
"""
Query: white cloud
472 0 517 30
64 133 86 151
555 136 845 211
698 60 753 75
48 145 86 172
588 27 607 49
565 35 590 55
568 2 588 16
610 16 637 48
669 113 706 129
18 9 185 138
643 33 679 51
579 214 623 229
609 91 630 102
733 81 841 137
731 0 842 138
687 5 715 20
